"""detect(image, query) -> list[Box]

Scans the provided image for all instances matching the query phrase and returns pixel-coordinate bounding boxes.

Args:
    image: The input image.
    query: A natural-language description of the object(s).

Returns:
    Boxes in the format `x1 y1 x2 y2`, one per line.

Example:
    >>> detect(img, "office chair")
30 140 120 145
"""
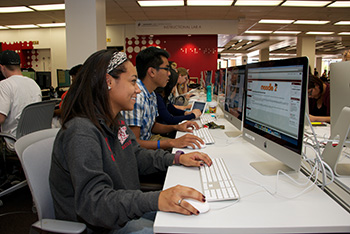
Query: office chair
14 128 86 234
0 100 56 205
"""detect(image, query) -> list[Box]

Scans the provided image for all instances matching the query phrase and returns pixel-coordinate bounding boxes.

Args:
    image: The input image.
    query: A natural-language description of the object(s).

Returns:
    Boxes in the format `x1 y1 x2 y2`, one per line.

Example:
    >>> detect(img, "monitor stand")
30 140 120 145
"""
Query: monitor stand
322 107 350 176
250 161 295 176
225 131 242 138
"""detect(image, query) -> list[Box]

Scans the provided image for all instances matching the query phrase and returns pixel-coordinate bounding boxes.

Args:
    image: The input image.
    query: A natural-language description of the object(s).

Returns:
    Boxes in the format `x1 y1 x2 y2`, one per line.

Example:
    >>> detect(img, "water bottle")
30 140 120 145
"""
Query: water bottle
206 85 212 102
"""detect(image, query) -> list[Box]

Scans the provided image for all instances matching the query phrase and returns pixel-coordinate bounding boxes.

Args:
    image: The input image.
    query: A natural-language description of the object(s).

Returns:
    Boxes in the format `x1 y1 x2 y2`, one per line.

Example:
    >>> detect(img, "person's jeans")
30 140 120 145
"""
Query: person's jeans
111 211 156 234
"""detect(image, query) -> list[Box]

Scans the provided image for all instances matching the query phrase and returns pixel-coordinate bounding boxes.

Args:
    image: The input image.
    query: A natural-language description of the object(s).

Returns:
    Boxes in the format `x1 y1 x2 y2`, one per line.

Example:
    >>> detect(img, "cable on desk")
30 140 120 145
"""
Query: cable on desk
303 145 335 187
231 147 334 200
209 199 240 211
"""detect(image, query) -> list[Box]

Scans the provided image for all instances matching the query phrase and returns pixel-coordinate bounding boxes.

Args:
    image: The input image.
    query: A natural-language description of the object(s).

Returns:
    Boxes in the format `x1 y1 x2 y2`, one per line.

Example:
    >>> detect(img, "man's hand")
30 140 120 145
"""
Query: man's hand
177 121 200 132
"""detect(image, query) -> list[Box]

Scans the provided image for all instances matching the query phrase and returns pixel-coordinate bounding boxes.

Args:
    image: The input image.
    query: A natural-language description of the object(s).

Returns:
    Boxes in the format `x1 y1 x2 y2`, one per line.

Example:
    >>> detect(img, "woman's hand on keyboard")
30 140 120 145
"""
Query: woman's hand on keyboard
176 120 200 132
171 134 204 148
158 185 205 215
179 152 212 167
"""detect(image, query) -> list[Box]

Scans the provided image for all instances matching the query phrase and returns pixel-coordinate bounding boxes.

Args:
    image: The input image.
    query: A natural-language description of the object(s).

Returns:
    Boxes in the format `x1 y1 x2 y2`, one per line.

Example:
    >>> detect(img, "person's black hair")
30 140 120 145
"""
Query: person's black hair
61 50 128 132
308 74 324 94
136 46 169 80
69 64 83 76
155 66 179 104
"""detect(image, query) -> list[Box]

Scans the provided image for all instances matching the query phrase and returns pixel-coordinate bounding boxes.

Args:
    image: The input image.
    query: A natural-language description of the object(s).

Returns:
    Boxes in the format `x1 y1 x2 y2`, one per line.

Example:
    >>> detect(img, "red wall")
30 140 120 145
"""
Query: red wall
125 35 217 82
1 41 35 69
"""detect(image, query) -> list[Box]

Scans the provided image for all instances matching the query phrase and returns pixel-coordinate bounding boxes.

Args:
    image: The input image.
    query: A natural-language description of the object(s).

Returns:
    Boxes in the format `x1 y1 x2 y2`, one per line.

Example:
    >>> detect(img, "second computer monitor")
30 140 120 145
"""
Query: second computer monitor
223 65 246 136
35 71 52 89
57 69 71 88
243 57 309 175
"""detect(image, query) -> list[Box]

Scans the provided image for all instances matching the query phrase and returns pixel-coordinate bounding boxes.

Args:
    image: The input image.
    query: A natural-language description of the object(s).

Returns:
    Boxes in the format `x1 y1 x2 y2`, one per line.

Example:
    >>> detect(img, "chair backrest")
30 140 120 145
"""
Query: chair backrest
15 128 60 220
16 100 56 139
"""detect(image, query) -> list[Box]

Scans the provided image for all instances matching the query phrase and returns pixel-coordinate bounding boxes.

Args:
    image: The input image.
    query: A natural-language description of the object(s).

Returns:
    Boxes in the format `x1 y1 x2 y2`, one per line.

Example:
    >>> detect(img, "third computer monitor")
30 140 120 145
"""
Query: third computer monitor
224 65 246 137
243 57 309 175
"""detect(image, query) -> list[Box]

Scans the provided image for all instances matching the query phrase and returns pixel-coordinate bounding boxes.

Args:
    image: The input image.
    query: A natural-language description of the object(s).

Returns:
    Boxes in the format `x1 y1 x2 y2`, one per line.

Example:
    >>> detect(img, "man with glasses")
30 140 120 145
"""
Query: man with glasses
122 47 204 150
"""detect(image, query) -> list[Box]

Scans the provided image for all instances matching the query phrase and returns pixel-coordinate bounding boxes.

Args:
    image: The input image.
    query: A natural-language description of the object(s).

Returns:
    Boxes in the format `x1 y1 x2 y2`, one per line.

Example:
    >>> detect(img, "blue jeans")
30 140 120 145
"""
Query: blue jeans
111 211 156 234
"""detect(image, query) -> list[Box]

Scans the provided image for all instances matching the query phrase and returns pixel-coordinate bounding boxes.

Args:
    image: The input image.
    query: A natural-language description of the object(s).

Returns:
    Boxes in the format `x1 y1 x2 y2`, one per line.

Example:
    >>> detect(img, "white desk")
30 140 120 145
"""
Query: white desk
154 116 350 234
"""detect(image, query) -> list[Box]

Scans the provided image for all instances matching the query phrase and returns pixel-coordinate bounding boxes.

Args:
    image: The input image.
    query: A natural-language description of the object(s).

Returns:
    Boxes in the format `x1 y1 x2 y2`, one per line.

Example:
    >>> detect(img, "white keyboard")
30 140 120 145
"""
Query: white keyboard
200 158 240 202
200 114 217 126
193 127 215 144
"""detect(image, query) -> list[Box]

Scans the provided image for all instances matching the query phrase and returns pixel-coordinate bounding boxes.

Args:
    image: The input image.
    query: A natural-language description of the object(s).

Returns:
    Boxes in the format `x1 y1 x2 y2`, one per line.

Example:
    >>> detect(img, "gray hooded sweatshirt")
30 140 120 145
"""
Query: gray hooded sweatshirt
49 115 174 233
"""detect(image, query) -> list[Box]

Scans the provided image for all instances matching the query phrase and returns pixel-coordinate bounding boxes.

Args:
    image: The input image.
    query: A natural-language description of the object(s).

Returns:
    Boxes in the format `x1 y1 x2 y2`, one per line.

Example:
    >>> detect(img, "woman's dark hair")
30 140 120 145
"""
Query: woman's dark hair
136 46 169 80
61 49 127 132
308 74 324 94
69 64 83 76
155 66 179 104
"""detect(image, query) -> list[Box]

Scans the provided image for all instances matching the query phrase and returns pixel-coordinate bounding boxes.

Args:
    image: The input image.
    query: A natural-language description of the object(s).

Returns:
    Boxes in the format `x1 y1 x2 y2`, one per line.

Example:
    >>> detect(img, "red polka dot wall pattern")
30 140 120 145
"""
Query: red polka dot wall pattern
125 36 165 65
125 35 218 79
2 41 34 69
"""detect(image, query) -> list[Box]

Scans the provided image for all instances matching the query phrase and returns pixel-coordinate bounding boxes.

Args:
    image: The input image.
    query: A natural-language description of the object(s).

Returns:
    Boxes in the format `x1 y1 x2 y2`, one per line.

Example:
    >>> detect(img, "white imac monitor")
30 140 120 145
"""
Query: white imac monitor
243 57 309 175
330 61 350 134
322 61 350 176
223 65 246 137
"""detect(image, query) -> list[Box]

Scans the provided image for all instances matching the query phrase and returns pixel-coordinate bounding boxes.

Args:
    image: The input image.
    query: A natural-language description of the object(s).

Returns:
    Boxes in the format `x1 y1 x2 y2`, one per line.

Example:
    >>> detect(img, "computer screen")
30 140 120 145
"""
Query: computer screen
220 68 226 95
57 69 71 88
205 70 212 88
22 71 35 80
191 101 207 115
35 71 52 90
243 57 309 175
223 65 246 137
213 70 221 95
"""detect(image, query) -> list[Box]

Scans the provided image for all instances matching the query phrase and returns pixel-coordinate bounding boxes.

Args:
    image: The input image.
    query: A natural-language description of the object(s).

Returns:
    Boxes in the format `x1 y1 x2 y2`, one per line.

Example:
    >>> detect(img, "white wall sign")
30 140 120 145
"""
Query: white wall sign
135 20 237 35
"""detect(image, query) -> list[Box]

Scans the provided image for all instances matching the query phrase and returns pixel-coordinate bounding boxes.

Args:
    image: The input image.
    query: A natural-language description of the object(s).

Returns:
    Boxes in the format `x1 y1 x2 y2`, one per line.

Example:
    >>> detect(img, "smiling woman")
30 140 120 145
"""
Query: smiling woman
49 49 212 234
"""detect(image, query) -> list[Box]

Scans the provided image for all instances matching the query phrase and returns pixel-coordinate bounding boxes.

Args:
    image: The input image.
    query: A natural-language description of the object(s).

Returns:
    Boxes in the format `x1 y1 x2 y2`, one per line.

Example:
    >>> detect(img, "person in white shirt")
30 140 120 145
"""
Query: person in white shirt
0 50 42 150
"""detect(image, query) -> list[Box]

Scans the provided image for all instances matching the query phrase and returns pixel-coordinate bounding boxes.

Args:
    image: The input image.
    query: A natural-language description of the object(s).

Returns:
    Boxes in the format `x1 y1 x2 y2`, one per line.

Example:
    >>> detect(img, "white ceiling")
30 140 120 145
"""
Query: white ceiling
0 0 350 59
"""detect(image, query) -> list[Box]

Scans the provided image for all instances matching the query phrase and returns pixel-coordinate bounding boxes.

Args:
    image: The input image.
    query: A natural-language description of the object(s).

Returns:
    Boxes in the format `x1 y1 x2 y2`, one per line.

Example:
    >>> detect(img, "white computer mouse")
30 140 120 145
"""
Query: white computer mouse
186 141 206 149
183 199 210 214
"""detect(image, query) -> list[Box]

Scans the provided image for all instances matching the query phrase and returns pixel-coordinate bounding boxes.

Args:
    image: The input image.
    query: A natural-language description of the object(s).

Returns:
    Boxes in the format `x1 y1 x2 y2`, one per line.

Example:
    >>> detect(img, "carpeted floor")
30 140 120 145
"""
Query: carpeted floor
0 186 37 234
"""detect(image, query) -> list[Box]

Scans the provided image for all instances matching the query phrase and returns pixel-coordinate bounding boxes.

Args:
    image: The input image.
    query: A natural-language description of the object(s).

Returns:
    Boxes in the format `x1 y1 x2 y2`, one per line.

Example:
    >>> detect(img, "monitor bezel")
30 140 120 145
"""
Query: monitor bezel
223 65 246 132
35 71 52 90
57 69 71 88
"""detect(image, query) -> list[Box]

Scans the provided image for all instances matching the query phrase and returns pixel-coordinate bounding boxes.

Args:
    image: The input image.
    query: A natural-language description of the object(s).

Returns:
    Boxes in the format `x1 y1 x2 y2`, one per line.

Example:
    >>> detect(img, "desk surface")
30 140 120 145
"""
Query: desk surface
154 113 350 234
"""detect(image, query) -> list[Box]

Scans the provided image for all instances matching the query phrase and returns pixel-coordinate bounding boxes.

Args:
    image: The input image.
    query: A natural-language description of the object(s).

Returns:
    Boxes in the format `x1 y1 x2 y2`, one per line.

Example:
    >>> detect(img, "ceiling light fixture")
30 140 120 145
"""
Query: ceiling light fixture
37 23 66 27
306 31 334 35
187 0 233 6
294 20 329 24
282 1 331 7
245 30 273 34
328 1 350 7
6 24 39 29
0 6 33 13
0 26 9 29
138 1 184 7
273 31 301 34
338 32 350 35
259 19 294 24
235 0 282 6
29 4 65 11
334 21 350 25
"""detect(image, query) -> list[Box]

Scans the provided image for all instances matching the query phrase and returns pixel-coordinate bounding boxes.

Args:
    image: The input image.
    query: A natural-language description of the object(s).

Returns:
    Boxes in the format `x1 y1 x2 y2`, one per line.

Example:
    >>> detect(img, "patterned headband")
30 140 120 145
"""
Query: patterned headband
106 51 127 74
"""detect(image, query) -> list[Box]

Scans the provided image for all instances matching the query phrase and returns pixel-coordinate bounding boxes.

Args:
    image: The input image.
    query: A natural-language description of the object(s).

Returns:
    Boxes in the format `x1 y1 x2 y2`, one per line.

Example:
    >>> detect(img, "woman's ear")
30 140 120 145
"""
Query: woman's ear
106 74 113 87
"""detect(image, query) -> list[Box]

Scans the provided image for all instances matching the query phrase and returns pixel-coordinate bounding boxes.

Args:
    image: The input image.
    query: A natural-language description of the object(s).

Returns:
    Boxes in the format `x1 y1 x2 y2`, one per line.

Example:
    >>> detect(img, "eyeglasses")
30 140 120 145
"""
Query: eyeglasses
156 66 171 72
